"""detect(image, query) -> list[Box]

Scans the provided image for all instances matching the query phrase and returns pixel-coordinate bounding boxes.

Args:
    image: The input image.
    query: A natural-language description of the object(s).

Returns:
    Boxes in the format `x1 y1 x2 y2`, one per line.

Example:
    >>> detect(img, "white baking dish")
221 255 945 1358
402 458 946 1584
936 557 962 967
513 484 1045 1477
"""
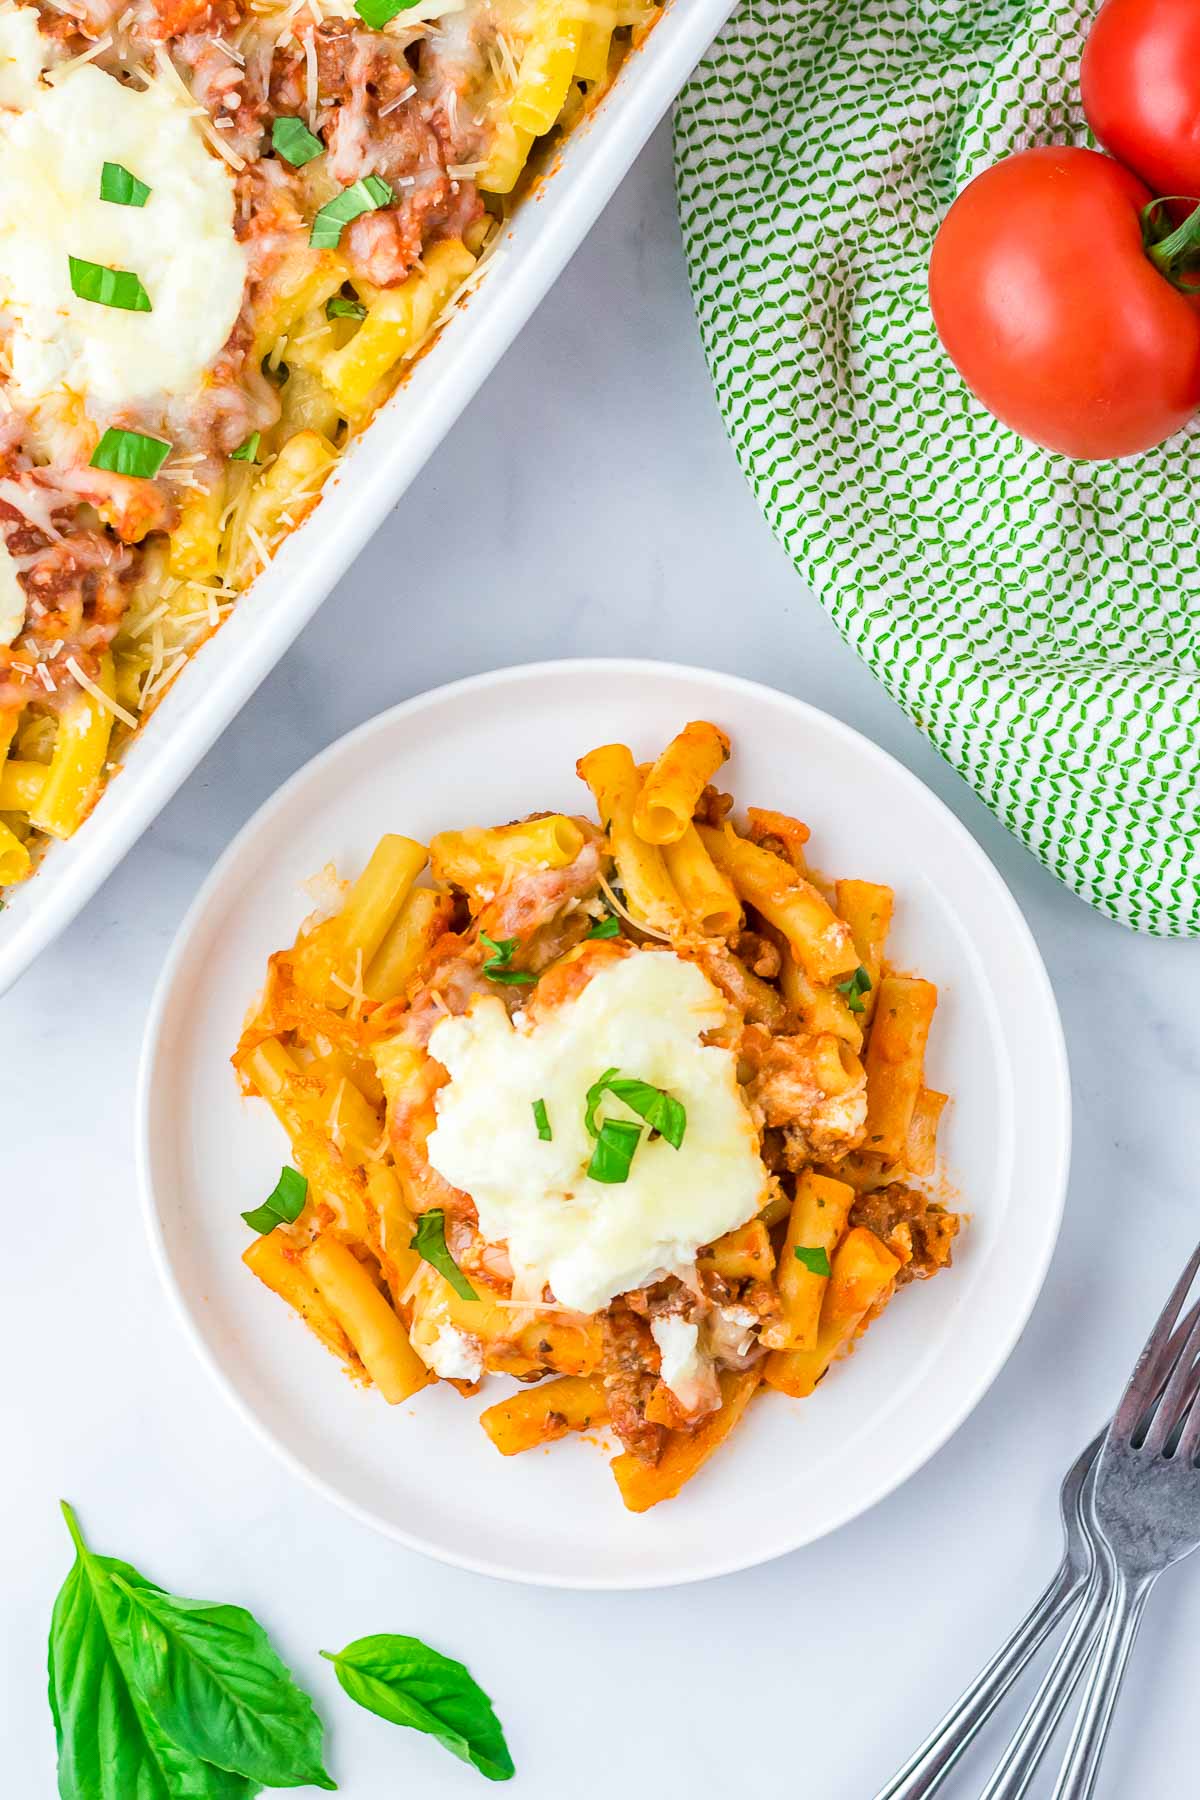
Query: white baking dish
0 0 736 995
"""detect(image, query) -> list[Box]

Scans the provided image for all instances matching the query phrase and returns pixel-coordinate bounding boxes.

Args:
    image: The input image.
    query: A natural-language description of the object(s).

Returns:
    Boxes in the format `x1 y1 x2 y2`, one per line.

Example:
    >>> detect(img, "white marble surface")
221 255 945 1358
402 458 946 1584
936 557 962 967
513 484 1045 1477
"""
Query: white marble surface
5 119 1200 1798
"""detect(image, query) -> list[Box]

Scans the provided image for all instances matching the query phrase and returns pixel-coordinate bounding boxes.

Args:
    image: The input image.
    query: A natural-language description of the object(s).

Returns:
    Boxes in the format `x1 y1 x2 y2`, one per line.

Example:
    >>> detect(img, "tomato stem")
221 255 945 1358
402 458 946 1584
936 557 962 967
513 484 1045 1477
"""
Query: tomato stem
1143 198 1200 291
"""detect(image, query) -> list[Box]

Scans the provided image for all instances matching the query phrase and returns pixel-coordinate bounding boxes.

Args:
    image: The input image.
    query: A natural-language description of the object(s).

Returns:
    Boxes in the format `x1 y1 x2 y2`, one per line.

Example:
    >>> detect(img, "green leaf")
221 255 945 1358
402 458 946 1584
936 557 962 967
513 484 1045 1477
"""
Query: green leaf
110 1576 334 1790
229 432 260 464
585 1118 641 1184
325 294 367 321
100 161 150 206
48 1504 257 1800
835 964 872 1014
320 1634 514 1781
309 176 392 249
353 0 422 25
531 1098 551 1141
793 1244 832 1277
410 1209 476 1301
478 931 537 986
271 116 324 167
69 256 152 312
583 1069 686 1149
90 427 171 479
241 1165 307 1235
585 913 621 938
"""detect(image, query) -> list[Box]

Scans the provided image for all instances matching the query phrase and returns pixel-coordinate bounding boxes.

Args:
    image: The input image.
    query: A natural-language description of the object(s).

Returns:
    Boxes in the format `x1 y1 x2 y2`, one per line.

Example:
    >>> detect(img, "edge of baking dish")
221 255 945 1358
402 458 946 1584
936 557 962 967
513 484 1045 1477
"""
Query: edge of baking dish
0 0 737 995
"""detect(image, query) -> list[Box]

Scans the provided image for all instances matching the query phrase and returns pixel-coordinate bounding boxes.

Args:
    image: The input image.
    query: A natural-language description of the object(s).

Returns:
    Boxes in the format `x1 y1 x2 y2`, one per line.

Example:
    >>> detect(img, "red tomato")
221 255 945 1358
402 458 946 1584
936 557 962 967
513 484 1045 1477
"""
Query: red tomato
1082 0 1200 200
928 146 1200 459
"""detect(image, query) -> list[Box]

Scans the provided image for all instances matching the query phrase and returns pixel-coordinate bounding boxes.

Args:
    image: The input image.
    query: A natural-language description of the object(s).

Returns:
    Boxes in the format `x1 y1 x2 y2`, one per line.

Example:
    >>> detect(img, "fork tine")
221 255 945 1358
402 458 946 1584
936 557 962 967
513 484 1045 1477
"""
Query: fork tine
1171 1361 1200 1463
1142 1295 1200 1456
1112 1240 1200 1440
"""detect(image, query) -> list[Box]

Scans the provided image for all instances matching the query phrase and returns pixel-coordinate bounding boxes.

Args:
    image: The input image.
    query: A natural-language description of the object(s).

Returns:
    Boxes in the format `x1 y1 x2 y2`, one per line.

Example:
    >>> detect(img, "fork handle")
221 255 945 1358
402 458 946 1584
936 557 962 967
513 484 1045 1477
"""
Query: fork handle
1050 1570 1155 1800
978 1565 1109 1800
871 1558 1081 1800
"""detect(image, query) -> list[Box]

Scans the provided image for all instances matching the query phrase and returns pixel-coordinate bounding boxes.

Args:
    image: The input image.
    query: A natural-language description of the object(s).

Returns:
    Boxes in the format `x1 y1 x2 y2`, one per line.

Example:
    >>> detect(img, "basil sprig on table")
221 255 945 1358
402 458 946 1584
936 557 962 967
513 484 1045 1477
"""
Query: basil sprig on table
321 1635 514 1782
48 1502 334 1795
48 1502 518 1789
478 931 536 986
410 1207 477 1301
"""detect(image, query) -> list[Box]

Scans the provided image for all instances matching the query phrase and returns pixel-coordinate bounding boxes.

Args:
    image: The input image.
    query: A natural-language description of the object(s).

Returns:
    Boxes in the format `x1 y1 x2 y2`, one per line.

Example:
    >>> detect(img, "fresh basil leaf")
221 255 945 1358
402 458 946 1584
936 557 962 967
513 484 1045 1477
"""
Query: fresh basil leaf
241 1165 307 1235
586 1117 641 1184
583 1070 686 1149
229 432 260 464
585 913 620 939
69 256 152 312
320 1634 514 1782
90 427 171 479
326 294 367 321
531 1099 551 1141
49 1504 256 1800
835 964 872 1014
100 161 150 207
793 1244 832 1277
309 175 392 249
478 931 536 987
410 1209 476 1301
110 1576 334 1790
353 0 422 24
271 115 324 167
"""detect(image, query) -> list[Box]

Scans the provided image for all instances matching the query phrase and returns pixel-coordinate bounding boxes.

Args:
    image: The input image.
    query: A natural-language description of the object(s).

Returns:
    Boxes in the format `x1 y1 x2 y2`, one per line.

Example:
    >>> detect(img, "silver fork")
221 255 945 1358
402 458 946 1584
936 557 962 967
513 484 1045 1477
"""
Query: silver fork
875 1257 1200 1800
1048 1241 1200 1800
871 1435 1100 1800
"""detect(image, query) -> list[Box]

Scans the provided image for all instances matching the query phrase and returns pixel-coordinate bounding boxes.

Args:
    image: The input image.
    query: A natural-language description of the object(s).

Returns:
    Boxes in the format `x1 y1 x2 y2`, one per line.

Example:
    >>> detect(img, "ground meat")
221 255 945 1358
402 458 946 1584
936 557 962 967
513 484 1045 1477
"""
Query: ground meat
742 1026 868 1163
0 511 138 710
602 1304 665 1464
849 1183 960 1285
732 929 782 979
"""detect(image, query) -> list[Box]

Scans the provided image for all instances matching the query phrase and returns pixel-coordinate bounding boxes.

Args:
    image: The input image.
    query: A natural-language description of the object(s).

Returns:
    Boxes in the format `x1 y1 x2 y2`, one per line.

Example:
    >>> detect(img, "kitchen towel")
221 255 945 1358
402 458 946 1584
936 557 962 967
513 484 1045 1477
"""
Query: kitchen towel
674 0 1199 933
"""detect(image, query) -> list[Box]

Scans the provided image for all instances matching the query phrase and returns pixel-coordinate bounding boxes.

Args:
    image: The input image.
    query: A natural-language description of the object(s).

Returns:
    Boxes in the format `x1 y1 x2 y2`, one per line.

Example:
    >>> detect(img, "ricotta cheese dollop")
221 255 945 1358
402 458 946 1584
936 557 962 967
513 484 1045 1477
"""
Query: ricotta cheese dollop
426 952 767 1315
0 26 246 413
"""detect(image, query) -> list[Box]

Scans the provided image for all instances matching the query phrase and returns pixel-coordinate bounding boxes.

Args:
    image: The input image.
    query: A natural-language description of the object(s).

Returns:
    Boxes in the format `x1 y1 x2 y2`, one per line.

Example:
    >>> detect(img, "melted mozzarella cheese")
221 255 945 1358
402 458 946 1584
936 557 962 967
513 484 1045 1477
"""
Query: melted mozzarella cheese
0 43 246 413
0 537 25 645
650 1314 719 1416
0 4 43 108
426 952 767 1315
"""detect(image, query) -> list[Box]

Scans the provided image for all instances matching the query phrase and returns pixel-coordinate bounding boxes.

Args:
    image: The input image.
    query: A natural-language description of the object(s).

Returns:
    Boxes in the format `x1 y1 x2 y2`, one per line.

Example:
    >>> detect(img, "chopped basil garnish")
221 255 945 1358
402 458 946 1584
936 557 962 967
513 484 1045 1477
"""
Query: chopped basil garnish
354 0 422 27
272 114 325 166
836 964 872 1013
586 913 621 939
410 1208 477 1301
230 431 261 463
241 1164 308 1234
584 1067 686 1150
326 293 367 321
479 930 536 986
794 1244 832 1277
69 255 151 313
310 175 392 249
89 427 171 479
586 1117 642 1184
532 1098 552 1141
99 161 150 207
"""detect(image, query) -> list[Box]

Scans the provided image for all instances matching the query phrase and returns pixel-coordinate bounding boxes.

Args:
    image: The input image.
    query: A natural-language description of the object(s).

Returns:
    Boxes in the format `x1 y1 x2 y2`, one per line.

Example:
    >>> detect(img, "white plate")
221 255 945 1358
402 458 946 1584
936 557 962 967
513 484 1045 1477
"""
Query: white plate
0 0 736 995
138 659 1071 1589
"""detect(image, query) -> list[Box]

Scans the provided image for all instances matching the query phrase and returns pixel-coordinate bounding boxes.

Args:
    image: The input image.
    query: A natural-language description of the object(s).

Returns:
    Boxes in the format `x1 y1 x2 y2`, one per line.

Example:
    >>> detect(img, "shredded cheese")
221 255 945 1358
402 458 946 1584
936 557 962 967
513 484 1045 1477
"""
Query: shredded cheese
64 656 139 729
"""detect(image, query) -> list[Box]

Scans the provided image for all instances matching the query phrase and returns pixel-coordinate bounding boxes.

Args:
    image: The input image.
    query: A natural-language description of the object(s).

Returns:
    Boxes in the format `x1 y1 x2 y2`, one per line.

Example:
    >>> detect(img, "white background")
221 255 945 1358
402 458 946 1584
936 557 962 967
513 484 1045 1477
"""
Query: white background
5 121 1200 1798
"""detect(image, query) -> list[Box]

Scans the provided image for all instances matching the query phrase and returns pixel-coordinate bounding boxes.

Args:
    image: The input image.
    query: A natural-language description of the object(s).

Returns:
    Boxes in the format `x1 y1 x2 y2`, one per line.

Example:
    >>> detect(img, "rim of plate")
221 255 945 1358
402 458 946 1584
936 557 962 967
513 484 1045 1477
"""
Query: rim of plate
136 657 1072 1589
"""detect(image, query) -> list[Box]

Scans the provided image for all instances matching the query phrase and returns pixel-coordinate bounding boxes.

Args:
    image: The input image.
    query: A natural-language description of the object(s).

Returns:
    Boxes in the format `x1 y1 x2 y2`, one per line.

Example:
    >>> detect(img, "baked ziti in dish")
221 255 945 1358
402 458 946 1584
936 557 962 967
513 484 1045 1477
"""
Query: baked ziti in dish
233 721 963 1511
0 0 659 891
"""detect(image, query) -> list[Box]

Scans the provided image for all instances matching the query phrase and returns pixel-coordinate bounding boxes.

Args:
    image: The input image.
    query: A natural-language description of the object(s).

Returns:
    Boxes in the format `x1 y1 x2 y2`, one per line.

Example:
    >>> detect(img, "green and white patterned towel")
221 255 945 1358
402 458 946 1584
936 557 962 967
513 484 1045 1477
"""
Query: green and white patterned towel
674 0 1199 935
